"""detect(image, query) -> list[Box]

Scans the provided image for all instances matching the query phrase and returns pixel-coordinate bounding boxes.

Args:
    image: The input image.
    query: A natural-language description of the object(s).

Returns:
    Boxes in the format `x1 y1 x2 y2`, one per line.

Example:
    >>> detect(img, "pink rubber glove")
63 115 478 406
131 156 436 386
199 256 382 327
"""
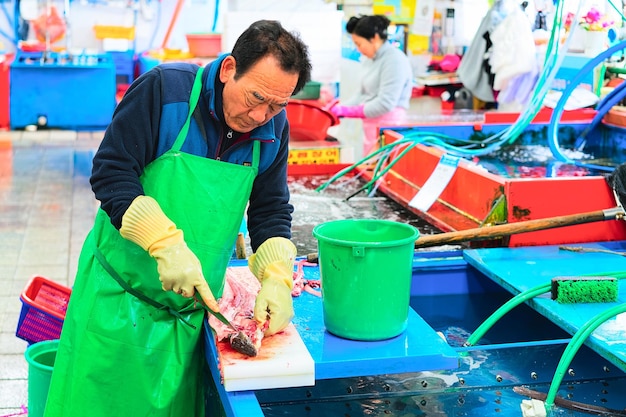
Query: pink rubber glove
329 104 365 118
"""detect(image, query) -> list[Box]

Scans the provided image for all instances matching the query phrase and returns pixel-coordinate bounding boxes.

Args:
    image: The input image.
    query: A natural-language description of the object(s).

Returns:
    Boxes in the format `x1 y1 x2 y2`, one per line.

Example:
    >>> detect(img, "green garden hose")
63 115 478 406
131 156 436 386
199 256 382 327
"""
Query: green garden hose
465 270 626 347
544 302 626 410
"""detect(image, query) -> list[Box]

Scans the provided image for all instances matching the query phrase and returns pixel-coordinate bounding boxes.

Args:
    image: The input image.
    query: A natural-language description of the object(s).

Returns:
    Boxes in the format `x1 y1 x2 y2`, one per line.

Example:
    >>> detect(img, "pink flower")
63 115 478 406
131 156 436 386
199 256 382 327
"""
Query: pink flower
579 7 613 31
583 7 602 24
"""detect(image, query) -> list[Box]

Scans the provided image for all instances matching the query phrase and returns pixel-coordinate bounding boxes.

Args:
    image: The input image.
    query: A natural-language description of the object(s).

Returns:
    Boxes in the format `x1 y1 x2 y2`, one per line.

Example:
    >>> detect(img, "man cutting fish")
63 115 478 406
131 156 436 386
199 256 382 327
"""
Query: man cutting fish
44 19 311 417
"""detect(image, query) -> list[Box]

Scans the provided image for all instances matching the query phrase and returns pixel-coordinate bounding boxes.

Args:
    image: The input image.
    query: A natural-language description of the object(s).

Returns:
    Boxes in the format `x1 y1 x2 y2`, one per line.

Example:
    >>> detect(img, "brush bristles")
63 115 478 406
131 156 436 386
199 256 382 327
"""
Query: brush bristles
551 276 618 303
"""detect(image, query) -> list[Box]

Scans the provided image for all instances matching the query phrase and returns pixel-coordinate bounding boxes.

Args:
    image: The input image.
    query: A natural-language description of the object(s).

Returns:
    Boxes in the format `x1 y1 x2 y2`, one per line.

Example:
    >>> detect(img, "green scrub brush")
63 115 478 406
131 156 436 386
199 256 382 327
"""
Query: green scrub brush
551 276 618 303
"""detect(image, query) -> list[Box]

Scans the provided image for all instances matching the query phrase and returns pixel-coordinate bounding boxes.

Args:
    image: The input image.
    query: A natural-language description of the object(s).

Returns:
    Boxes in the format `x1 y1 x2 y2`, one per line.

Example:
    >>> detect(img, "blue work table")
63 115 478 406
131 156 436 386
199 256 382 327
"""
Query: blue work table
203 259 459 417
464 240 626 373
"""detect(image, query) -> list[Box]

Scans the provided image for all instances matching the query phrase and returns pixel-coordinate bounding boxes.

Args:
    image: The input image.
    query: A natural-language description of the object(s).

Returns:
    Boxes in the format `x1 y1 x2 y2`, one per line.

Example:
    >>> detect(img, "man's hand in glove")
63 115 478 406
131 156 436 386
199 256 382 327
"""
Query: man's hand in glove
248 237 297 335
120 195 219 312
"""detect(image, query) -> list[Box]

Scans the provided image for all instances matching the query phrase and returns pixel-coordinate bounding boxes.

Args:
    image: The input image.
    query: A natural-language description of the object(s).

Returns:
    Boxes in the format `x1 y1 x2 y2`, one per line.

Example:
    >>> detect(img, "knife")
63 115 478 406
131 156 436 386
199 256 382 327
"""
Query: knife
197 299 259 356
195 298 238 331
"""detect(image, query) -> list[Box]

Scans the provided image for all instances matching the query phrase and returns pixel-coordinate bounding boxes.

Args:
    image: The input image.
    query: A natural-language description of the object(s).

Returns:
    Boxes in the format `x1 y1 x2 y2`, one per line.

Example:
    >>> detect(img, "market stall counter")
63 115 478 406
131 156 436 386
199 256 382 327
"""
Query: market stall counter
202 259 459 417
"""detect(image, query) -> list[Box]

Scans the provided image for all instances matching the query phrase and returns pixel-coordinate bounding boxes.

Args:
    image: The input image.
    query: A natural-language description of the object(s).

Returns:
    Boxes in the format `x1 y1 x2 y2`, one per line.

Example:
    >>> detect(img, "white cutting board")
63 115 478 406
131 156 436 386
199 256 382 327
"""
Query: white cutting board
217 322 315 392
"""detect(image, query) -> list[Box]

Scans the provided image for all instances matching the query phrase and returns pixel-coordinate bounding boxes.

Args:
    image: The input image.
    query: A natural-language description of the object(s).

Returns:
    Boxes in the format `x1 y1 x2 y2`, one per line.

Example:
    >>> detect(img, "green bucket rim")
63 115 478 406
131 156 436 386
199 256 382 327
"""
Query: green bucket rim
25 339 59 372
312 219 419 248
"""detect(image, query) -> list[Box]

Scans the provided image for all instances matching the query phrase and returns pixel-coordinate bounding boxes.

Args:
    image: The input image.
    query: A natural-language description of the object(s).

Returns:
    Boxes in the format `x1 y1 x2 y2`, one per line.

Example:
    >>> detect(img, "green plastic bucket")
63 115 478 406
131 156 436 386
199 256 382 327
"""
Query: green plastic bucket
312 219 419 340
24 339 59 417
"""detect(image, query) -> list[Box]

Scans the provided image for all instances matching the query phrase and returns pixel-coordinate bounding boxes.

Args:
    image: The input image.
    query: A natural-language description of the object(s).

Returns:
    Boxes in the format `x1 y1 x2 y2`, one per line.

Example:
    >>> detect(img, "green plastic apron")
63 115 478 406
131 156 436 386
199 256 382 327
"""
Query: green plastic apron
44 68 260 417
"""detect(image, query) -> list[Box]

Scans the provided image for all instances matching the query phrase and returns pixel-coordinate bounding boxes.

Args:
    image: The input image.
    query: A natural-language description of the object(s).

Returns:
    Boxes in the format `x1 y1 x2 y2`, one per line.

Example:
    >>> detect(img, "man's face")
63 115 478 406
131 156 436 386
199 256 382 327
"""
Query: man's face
220 55 298 133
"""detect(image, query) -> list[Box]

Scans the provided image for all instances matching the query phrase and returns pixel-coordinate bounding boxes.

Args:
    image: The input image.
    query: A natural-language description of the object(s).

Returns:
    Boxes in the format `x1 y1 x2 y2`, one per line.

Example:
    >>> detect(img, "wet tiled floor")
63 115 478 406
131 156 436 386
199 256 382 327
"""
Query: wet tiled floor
0 129 104 414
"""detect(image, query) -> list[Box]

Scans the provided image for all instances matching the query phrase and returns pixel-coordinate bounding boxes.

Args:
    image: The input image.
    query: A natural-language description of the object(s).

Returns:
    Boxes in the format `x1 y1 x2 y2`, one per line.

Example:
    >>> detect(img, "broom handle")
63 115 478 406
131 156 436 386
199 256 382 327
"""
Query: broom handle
306 207 624 262
414 207 624 248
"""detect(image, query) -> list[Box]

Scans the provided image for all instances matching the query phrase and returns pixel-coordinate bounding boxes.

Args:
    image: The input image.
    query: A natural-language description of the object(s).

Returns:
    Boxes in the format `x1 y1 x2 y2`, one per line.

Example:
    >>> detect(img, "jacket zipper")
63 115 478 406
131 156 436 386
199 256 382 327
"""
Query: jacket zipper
217 132 275 161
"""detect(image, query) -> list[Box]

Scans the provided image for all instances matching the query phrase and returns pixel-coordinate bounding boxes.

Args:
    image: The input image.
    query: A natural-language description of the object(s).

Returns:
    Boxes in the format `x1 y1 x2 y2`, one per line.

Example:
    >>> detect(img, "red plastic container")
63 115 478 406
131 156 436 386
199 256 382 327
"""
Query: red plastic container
16 276 72 345
0 54 13 129
286 99 339 142
186 33 222 57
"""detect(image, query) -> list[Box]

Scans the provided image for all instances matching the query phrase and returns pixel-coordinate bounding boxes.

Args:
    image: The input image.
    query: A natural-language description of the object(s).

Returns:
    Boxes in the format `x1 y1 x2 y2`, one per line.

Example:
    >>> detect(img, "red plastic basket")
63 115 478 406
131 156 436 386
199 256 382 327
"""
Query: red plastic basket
16 276 72 344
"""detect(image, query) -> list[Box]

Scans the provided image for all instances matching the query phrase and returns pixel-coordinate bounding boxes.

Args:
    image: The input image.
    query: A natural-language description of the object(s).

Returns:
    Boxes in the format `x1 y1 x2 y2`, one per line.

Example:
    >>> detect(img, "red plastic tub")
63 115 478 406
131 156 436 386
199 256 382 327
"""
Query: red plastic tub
286 99 339 142
186 33 222 57
0 54 13 129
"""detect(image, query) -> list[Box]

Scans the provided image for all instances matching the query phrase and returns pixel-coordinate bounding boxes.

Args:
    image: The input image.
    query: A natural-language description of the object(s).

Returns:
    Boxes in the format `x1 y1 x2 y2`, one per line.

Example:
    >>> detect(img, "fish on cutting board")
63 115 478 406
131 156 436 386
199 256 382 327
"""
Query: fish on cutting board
208 266 266 356
208 265 315 392
208 260 320 355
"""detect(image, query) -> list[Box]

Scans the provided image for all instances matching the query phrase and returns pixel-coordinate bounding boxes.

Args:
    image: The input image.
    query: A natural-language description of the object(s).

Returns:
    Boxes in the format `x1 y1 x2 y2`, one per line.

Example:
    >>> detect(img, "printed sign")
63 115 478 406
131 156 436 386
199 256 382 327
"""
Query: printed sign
288 148 340 165
408 153 459 212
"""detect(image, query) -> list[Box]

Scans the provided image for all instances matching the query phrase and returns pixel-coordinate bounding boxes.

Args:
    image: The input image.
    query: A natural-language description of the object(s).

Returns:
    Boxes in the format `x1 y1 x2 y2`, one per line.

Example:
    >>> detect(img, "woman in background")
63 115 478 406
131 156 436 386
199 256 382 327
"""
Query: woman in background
329 14 413 154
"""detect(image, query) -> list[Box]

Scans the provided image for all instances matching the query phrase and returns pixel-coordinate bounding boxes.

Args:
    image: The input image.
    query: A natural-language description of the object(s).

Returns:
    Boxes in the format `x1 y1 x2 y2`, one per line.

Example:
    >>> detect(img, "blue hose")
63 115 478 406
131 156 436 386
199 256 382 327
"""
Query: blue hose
0 0 16 46
547 40 626 169
211 0 220 33
573 79 626 150
140 0 162 55
318 2 616 193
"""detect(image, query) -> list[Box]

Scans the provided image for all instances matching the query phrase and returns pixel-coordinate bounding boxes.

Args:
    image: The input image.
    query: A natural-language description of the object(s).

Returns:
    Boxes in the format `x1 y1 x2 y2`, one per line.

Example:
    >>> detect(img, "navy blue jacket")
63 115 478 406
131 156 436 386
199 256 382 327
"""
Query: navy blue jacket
91 54 293 251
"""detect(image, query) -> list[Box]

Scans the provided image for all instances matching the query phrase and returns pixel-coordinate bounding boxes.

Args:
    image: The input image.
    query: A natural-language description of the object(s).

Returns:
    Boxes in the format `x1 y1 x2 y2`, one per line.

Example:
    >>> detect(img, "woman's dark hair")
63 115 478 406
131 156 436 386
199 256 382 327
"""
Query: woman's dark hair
231 20 312 95
346 15 391 41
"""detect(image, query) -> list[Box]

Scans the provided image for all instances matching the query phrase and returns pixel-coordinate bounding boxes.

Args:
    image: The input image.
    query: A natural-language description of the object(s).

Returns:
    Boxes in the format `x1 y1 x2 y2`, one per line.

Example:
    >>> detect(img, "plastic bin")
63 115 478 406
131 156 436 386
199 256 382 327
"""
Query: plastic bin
10 51 116 129
109 50 135 84
25 339 59 417
0 53 12 128
16 276 71 345
291 81 321 100
313 219 419 341
94 25 135 40
285 99 338 141
186 33 222 57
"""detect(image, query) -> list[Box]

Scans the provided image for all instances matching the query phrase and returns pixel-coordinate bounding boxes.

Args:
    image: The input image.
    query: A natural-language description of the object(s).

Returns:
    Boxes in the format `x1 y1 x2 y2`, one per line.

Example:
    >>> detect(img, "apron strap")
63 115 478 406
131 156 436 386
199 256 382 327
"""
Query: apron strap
172 67 261 169
192 105 209 144
252 138 260 169
172 67 205 152
171 65 262 169
92 243 199 329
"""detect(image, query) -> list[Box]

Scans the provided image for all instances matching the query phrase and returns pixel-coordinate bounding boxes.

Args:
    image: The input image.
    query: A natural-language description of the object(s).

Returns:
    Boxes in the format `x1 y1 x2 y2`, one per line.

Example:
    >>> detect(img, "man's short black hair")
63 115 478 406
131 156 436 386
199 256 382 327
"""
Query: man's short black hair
231 20 312 96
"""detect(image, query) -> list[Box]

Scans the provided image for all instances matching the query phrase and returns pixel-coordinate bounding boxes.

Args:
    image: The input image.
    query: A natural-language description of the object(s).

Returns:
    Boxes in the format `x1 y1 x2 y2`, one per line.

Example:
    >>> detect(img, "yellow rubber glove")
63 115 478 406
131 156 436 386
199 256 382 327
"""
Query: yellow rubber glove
120 195 219 312
248 237 297 335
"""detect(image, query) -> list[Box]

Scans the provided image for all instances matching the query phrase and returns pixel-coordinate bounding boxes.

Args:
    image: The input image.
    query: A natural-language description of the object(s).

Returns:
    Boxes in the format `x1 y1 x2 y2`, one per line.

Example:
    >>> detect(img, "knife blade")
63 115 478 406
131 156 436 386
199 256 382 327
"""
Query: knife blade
195 297 238 331
197 299 260 356
204 306 238 331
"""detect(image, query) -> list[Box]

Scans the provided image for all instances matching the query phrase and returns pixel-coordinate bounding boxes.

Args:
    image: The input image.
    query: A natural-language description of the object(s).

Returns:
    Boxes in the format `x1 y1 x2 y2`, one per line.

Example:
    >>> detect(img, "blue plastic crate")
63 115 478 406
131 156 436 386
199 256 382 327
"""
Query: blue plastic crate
551 54 596 92
109 50 135 84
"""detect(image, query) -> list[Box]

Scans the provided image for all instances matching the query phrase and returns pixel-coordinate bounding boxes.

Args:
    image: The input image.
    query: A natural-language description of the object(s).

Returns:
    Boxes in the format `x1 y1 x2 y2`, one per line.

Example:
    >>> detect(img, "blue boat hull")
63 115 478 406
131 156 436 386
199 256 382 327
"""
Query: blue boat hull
206 242 626 416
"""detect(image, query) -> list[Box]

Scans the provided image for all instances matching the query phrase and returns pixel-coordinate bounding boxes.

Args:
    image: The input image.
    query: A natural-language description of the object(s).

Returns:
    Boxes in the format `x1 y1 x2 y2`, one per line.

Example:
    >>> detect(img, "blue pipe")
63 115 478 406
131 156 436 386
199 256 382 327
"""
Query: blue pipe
0 0 15 46
1 0 14 30
140 0 162 54
0 28 13 45
573 79 626 150
211 0 219 33
548 40 626 170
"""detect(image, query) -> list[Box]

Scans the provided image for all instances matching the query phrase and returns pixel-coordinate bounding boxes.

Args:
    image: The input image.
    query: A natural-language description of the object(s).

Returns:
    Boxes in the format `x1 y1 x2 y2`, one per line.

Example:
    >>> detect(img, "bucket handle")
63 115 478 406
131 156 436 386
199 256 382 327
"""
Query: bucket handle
352 246 365 257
